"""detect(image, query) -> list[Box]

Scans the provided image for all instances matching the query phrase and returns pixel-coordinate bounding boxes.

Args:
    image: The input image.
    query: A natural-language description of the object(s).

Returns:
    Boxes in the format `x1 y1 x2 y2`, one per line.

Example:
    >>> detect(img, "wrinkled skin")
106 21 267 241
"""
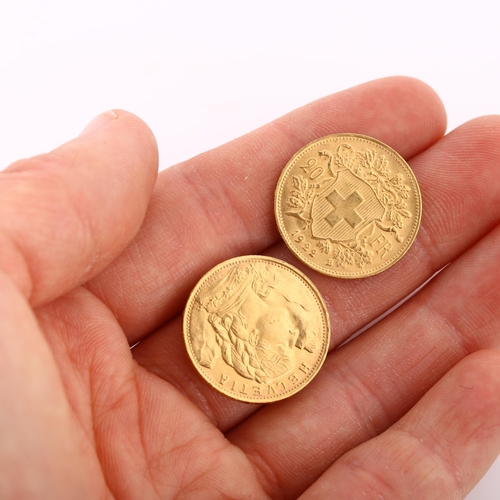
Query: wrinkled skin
1 77 500 499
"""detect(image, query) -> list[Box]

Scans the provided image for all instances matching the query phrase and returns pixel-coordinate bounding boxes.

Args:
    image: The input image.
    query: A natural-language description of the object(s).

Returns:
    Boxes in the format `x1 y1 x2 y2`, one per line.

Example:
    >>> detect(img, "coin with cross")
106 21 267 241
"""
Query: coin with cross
274 134 422 278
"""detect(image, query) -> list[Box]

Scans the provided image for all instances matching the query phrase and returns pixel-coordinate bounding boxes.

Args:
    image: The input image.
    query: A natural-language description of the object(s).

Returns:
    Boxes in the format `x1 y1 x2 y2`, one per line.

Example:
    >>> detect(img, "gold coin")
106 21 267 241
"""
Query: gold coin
183 256 330 403
275 134 422 278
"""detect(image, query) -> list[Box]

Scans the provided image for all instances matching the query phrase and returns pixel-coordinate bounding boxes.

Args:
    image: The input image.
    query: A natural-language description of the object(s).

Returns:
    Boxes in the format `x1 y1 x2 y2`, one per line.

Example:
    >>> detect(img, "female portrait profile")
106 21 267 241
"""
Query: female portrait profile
191 261 319 384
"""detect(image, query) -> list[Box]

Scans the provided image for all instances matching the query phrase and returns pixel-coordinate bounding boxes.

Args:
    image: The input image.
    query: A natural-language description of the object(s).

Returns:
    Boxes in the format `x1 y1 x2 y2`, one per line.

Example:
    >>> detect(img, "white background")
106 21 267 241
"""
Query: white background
1 1 499 497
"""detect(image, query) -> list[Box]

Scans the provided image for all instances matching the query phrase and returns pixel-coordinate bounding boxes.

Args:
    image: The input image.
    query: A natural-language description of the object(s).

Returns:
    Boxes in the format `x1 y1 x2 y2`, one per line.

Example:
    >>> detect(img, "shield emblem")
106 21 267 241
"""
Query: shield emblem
310 170 385 242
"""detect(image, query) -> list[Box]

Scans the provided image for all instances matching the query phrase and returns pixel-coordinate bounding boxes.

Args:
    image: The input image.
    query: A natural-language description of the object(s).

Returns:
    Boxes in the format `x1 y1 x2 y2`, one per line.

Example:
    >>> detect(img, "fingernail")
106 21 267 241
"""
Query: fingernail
79 110 118 137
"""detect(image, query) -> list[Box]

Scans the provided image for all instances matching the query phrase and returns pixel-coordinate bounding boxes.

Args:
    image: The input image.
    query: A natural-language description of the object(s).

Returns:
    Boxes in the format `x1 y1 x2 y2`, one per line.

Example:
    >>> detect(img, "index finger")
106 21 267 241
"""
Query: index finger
86 77 447 344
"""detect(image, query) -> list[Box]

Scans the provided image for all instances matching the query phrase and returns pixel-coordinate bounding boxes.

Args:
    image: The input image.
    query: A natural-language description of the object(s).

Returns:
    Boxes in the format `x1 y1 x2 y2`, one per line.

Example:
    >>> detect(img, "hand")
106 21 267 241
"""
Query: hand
1 77 499 499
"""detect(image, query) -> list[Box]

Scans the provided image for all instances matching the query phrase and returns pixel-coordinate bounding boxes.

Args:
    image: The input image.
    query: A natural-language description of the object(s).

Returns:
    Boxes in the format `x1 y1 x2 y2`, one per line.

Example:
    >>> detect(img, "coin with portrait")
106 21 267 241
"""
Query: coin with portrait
183 256 330 403
275 134 422 278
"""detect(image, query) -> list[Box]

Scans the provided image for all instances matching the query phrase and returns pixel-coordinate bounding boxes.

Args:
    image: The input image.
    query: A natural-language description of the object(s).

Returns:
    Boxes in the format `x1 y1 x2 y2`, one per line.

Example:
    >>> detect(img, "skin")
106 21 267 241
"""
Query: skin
1 77 500 499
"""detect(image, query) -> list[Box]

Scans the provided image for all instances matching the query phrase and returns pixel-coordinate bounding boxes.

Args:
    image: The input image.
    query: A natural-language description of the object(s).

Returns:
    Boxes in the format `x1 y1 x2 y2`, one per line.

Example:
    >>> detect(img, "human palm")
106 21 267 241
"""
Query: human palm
2 77 500 499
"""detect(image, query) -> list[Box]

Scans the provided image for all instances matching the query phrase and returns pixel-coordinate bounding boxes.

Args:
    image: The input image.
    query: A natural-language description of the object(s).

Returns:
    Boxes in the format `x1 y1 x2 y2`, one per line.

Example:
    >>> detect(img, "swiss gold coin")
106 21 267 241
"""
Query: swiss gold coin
183 256 330 403
275 134 422 278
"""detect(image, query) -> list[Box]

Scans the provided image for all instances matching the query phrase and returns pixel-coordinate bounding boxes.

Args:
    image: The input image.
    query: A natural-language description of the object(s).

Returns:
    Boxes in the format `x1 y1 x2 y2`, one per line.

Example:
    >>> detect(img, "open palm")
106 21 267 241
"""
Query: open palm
2 77 500 499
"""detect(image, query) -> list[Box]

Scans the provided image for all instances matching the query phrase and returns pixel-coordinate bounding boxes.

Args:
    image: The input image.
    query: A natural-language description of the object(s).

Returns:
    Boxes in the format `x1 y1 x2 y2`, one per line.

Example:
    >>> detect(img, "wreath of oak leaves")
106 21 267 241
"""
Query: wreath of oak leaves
286 144 412 268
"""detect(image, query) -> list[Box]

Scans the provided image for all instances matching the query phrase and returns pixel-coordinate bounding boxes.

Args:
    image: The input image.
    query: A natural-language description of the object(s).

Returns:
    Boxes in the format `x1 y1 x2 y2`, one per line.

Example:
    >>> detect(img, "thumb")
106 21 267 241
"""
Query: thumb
0 110 158 306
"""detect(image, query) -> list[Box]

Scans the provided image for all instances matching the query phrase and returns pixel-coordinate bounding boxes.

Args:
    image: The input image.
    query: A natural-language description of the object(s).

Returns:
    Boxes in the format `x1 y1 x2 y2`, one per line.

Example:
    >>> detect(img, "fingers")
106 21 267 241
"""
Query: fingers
300 350 500 499
132 115 500 431
226 209 500 498
86 76 447 343
0 110 158 306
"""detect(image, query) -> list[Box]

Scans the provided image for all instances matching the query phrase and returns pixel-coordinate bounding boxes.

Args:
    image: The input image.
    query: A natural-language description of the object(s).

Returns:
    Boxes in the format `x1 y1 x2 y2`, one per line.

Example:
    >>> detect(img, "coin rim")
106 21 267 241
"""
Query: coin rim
274 133 422 278
183 255 331 403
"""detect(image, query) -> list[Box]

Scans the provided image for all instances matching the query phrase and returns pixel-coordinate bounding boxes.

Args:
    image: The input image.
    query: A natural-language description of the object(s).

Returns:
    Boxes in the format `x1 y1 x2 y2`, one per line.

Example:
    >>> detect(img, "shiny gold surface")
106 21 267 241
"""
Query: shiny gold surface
275 134 422 278
183 256 330 403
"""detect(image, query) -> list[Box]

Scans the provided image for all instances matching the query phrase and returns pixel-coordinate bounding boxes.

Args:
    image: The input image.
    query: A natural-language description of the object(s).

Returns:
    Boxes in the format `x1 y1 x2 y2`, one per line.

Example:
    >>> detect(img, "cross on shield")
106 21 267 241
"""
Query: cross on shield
310 170 385 242
325 190 363 229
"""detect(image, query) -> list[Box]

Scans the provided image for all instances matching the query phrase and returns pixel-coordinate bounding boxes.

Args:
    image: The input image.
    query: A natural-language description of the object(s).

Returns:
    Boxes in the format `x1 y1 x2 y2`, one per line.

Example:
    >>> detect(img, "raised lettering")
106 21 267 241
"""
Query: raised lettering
299 363 310 374
370 233 392 258
299 157 324 180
